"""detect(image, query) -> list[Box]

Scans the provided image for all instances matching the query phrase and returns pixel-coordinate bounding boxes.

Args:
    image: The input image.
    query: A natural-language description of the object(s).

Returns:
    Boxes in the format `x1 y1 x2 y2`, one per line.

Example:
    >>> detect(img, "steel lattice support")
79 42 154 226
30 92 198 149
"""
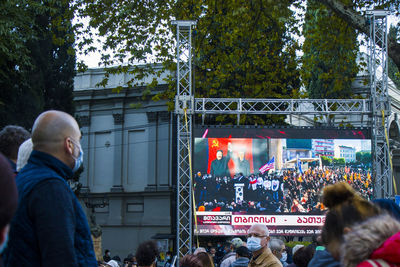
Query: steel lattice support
174 13 392 257
367 10 392 198
173 20 196 259
194 98 370 115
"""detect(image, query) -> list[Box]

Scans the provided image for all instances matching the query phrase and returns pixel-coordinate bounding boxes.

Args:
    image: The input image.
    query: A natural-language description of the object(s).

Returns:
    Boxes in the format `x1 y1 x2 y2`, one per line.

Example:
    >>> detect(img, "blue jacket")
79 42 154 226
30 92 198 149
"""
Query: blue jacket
3 150 97 267
307 250 342 267
230 257 249 267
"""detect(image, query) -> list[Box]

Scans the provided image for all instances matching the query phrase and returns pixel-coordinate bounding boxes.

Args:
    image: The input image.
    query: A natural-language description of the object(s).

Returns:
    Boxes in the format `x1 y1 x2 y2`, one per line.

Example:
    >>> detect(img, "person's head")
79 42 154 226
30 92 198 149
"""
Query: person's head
216 150 223 160
16 138 33 172
230 237 243 251
135 240 159 267
247 224 270 253
32 110 82 172
195 252 215 267
105 249 110 256
238 151 245 161
0 125 30 163
179 254 202 267
321 182 381 260
269 238 285 260
194 246 206 254
0 153 18 252
235 246 251 259
291 244 304 256
210 247 216 256
292 246 315 267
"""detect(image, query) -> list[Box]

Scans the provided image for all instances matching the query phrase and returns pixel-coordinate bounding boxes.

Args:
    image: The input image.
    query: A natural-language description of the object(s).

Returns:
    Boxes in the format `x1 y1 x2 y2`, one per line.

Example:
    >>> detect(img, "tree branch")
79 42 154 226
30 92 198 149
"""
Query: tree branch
319 0 400 70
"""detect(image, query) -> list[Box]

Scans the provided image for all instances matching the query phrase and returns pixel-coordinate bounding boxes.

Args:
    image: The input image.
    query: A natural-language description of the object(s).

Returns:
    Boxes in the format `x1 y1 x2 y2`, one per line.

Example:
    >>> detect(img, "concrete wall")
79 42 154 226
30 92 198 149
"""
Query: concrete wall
74 67 175 259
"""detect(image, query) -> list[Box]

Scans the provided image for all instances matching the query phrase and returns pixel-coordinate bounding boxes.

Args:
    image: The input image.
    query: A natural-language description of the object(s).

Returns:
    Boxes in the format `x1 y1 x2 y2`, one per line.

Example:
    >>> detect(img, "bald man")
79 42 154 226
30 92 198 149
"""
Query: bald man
247 224 282 267
3 111 97 267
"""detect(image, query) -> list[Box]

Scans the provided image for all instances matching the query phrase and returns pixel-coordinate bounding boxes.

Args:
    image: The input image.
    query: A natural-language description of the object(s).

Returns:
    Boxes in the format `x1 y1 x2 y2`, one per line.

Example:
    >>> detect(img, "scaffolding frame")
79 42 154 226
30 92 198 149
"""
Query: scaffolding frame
174 10 391 257
367 10 392 198
173 20 196 259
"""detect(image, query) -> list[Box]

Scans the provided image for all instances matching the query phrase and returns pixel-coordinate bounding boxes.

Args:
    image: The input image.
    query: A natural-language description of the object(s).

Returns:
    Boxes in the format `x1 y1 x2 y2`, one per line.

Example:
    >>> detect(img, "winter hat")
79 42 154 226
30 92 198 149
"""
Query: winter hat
193 247 207 255
16 138 32 172
292 244 304 256
230 238 244 249
0 153 18 229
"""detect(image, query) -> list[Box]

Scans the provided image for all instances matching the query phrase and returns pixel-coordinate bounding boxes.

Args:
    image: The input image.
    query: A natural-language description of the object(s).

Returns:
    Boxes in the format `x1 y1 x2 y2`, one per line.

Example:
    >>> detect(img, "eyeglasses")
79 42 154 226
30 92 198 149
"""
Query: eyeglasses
247 233 268 238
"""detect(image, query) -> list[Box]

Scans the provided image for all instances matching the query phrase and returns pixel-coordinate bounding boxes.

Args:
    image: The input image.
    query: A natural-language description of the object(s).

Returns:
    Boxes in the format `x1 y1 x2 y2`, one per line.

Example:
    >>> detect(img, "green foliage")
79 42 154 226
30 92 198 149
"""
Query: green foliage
333 157 345 165
321 156 332 166
388 25 400 89
356 151 372 165
284 241 312 249
301 0 359 99
0 0 75 129
75 0 302 124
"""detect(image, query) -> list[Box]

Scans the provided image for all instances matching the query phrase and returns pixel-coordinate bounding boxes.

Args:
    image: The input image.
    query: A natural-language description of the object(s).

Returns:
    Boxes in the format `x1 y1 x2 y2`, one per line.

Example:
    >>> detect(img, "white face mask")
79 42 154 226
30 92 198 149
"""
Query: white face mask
247 236 262 252
281 252 287 262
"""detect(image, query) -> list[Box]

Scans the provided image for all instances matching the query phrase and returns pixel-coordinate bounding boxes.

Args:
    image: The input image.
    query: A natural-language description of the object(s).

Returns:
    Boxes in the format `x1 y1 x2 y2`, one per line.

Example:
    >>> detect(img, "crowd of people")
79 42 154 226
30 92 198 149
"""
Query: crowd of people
0 112 399 267
194 166 373 214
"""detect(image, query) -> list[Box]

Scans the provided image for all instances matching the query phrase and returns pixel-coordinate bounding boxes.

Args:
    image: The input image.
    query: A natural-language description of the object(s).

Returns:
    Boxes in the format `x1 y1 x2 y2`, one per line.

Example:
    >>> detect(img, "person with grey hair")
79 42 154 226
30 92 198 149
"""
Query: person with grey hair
16 138 33 172
247 224 282 267
270 239 288 266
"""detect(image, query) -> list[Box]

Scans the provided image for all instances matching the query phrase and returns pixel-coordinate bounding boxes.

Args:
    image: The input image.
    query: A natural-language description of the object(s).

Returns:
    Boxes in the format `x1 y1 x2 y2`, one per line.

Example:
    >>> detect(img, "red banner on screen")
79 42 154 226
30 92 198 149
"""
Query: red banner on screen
195 212 324 236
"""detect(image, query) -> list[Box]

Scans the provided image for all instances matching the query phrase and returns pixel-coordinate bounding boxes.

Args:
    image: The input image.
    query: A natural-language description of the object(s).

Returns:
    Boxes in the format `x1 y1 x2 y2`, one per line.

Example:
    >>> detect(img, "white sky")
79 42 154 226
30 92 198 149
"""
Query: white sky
334 139 371 152
76 11 399 69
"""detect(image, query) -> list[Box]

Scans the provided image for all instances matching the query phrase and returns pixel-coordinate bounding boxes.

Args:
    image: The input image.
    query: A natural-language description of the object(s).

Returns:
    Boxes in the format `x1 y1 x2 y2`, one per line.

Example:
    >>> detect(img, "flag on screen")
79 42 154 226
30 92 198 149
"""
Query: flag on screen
259 157 274 174
297 158 303 174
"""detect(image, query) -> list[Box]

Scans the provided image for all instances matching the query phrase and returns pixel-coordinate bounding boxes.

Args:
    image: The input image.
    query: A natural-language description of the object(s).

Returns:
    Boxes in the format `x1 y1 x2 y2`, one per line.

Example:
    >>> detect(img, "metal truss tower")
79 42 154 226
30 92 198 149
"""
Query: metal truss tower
173 20 196 259
174 11 392 257
367 10 392 198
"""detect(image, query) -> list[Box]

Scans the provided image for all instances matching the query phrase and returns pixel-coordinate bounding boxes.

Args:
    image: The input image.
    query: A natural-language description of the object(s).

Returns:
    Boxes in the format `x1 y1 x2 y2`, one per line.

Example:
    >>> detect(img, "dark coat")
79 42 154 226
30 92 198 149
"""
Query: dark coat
3 150 97 267
210 152 231 177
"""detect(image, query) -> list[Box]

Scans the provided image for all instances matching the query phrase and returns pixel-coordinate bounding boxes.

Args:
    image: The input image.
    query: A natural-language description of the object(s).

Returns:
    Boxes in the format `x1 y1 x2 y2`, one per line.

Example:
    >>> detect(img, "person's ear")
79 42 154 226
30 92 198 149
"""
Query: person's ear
0 225 9 245
64 137 74 155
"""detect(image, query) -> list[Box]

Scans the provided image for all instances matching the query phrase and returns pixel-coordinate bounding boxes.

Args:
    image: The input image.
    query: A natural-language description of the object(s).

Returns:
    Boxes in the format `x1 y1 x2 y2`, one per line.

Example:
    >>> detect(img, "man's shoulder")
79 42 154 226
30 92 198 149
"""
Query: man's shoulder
250 248 282 267
17 163 67 196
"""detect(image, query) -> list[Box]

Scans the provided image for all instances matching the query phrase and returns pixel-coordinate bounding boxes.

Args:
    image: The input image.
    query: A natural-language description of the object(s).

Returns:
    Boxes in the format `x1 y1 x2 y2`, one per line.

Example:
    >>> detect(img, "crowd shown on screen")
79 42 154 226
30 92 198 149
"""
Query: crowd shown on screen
194 166 373 213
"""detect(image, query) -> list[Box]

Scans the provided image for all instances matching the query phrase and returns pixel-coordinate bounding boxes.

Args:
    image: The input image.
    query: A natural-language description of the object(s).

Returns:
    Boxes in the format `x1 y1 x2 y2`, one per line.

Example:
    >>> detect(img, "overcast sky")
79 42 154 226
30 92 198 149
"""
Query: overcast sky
77 13 399 69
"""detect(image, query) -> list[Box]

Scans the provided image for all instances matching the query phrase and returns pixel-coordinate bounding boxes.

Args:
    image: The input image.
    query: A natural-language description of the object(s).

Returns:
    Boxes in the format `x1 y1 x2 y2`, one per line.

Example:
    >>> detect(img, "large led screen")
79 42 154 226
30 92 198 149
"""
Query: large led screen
193 127 372 236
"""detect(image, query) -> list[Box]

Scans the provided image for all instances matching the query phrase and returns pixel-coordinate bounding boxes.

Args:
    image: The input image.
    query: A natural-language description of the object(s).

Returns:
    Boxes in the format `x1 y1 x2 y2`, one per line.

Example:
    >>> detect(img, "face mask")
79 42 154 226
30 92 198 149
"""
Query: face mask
72 143 83 172
247 236 262 252
281 252 287 262
0 232 9 254
166 256 171 260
